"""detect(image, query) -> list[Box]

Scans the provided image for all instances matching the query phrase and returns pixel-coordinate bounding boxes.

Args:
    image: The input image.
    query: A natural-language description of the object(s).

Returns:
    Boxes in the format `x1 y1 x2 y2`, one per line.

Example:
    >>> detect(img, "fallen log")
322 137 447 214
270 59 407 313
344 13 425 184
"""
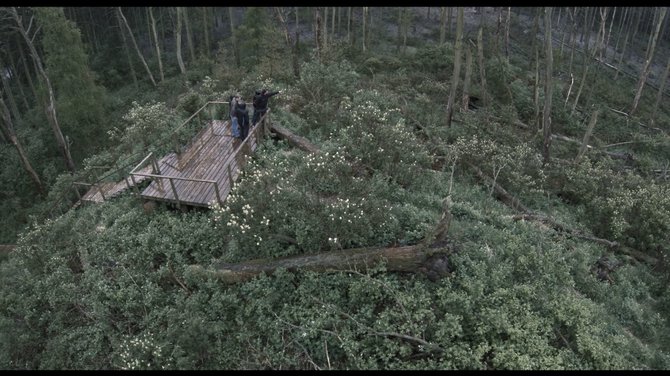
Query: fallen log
270 123 320 154
188 244 453 284
466 162 531 213
467 163 657 265
0 244 16 255
510 213 618 249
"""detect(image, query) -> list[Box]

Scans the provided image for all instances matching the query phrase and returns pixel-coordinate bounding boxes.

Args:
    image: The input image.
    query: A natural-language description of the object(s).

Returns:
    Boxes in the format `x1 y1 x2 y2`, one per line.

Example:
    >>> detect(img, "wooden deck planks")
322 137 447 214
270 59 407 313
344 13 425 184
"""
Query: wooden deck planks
139 120 263 207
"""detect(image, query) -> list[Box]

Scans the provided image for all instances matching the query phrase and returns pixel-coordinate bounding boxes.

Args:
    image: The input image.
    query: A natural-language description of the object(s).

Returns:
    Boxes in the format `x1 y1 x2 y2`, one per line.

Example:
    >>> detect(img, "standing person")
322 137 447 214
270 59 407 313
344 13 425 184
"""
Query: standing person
235 99 250 141
252 88 280 125
229 94 240 138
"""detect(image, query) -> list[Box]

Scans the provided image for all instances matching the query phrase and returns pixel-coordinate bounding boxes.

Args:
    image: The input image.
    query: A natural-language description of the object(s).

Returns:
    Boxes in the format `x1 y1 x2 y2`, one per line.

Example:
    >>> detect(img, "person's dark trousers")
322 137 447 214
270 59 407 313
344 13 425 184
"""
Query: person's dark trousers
252 108 266 125
240 121 249 141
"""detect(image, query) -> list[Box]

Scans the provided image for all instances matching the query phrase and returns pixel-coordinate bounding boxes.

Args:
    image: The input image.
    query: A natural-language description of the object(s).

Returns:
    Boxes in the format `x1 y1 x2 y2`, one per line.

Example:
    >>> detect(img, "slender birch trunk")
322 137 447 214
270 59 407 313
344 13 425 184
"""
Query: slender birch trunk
0 97 45 195
446 7 463 128
149 7 164 82
11 7 76 172
631 7 666 115
542 7 554 165
118 7 157 86
176 7 186 74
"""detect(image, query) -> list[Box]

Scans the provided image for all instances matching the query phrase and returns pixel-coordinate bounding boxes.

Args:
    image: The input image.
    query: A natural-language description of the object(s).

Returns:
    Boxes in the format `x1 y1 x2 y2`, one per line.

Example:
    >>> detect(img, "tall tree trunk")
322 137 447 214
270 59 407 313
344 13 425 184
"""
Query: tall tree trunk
87 8 100 54
7 50 30 111
477 23 488 108
447 7 452 36
529 8 540 72
314 7 322 61
631 7 667 115
629 8 643 61
323 7 328 50
504 7 511 61
202 7 211 57
533 35 544 130
362 7 368 52
16 35 38 103
229 7 240 67
274 7 300 78
338 7 342 36
118 7 157 86
575 108 600 163
542 7 554 165
347 7 352 46
439 7 447 45
446 7 464 128
397 8 402 52
613 7 629 55
615 7 634 80
402 9 408 54
592 7 608 60
0 97 45 195
116 9 138 88
331 6 336 40
568 7 578 78
182 7 196 62
149 7 164 82
651 56 670 125
462 44 473 111
176 7 186 74
0 57 21 122
603 7 617 60
11 7 76 172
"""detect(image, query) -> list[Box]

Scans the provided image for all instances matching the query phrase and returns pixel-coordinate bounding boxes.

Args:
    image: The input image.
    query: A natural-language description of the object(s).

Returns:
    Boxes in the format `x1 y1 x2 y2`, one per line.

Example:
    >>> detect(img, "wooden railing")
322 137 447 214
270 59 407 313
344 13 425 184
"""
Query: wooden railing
128 107 271 208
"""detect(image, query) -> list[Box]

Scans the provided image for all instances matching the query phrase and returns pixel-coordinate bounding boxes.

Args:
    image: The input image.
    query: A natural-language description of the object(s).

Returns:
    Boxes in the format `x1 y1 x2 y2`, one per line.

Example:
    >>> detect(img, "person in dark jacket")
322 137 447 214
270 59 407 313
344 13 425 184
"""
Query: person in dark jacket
252 88 280 125
235 100 250 141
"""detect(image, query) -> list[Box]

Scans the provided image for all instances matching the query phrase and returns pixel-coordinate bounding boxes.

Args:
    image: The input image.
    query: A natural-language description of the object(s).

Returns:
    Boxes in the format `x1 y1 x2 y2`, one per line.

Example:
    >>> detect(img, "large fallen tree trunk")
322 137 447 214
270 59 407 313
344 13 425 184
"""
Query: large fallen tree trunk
270 123 320 154
0 245 16 255
189 244 453 284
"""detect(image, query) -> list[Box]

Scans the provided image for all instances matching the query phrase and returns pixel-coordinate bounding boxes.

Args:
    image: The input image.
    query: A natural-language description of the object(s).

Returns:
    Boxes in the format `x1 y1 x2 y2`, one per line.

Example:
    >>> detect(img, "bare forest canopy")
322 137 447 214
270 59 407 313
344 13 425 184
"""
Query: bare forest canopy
1 6 670 370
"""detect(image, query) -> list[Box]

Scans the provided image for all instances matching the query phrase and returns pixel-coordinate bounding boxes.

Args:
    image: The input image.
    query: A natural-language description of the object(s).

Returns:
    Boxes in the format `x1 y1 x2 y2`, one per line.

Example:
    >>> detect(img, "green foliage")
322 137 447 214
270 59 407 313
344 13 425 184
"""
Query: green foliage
284 59 359 138
34 7 109 159
108 101 181 152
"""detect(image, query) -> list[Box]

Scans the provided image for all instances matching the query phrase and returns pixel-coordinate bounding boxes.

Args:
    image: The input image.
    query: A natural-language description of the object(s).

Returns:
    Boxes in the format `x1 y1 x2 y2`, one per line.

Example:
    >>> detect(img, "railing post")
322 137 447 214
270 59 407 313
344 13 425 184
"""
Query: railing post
168 177 181 210
173 134 180 154
213 182 222 205
227 164 234 188
73 184 82 201
154 155 162 175
130 174 140 196
97 184 106 202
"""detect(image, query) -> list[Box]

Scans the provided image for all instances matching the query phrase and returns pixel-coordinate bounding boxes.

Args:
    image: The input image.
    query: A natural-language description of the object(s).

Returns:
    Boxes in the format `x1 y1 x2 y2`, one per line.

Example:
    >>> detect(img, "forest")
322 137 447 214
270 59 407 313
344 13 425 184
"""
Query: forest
1 6 670 370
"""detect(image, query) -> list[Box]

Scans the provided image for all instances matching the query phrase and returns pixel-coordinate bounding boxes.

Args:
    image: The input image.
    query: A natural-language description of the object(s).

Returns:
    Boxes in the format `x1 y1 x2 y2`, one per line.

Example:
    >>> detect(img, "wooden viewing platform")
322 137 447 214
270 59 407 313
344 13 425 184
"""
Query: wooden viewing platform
77 101 270 209
131 118 263 208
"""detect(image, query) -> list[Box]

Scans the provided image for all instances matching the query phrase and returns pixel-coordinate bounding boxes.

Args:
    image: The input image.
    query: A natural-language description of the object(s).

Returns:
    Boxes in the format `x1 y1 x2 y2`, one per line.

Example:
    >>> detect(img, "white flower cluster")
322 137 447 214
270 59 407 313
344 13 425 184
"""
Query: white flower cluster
117 332 171 370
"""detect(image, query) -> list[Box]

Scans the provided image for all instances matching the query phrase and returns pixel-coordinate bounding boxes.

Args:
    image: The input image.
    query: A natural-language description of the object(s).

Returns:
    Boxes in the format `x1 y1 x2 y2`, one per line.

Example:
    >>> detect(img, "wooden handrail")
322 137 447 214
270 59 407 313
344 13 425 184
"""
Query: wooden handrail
130 172 217 184
130 152 154 174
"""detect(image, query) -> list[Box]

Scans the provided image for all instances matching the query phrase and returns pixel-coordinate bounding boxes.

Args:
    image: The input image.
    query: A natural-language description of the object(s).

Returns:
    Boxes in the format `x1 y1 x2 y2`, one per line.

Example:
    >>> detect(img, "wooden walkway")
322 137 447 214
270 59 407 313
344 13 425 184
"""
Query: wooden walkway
79 165 153 203
135 119 261 208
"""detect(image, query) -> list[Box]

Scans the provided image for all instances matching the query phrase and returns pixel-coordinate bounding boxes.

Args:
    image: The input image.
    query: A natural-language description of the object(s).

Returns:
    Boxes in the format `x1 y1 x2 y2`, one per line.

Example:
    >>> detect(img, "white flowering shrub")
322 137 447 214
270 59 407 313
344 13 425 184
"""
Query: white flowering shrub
448 135 546 199
115 332 172 370
210 144 406 260
108 101 180 150
335 89 433 188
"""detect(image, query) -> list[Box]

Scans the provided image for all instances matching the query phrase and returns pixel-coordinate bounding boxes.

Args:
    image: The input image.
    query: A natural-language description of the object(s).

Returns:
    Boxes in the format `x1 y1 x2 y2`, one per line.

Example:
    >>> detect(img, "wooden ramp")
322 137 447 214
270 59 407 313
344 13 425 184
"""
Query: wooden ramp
80 165 153 203
137 119 261 208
